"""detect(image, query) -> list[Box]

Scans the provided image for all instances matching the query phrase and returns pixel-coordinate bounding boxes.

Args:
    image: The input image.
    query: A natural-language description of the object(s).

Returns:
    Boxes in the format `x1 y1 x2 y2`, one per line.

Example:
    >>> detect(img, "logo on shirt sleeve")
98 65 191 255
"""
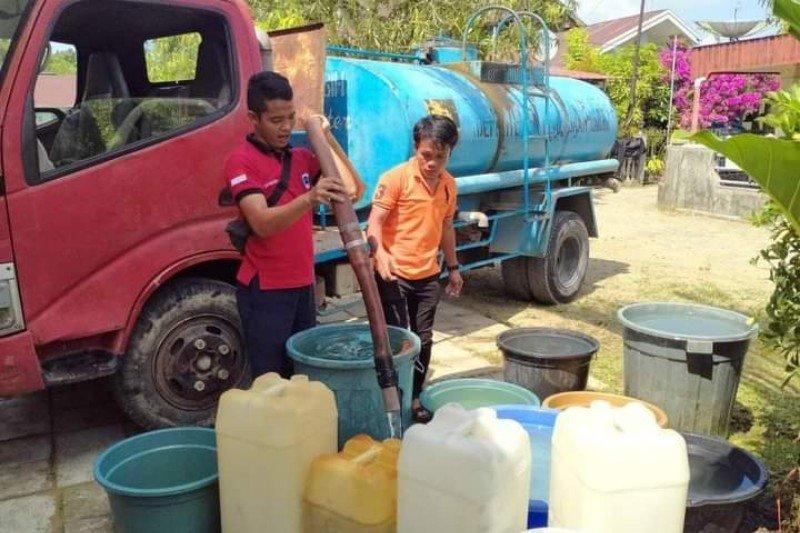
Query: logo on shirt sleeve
230 174 248 187
301 172 312 190
374 184 386 200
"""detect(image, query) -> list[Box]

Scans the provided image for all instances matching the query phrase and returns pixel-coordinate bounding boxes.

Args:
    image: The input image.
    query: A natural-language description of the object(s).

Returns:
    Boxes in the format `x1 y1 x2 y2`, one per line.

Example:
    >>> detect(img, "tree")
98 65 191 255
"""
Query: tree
145 33 202 83
564 28 669 135
43 48 77 75
249 0 578 53
660 42 779 131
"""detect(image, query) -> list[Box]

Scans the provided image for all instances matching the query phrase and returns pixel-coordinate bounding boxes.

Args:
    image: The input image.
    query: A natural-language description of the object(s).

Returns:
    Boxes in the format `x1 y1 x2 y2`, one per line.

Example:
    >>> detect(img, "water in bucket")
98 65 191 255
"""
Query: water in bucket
315 330 375 361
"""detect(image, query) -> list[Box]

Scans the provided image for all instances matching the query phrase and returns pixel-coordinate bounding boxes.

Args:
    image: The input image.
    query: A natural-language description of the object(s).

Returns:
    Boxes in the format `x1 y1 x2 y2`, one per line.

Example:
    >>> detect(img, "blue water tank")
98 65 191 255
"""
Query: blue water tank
324 56 618 209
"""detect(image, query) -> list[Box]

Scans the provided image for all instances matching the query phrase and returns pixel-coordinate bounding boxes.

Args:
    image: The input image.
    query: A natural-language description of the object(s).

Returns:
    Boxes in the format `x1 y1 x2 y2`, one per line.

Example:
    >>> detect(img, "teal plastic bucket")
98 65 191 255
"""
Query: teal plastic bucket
94 427 219 533
287 323 420 447
420 378 540 412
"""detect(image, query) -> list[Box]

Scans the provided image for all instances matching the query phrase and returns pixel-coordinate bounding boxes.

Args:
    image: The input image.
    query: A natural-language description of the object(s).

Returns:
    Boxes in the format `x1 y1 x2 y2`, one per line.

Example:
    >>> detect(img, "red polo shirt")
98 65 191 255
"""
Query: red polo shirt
224 137 320 289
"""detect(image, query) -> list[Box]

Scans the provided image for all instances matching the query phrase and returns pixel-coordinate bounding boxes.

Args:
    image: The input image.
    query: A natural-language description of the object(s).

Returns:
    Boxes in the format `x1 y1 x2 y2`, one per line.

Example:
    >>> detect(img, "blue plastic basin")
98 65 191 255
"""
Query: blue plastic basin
494 405 559 528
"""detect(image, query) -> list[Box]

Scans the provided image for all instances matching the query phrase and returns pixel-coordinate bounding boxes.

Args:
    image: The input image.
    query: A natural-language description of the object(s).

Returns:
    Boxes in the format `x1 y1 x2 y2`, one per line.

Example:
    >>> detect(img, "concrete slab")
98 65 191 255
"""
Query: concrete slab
317 310 352 325
0 493 58 533
438 300 505 328
344 300 366 319
0 392 51 442
64 515 114 533
55 425 125 487
0 435 53 500
62 482 110 525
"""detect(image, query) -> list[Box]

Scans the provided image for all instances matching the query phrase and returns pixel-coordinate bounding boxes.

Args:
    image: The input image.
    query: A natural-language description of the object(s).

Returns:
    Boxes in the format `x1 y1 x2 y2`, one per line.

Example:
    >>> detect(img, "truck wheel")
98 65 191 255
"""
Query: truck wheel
501 257 533 301
114 278 249 429
529 211 590 304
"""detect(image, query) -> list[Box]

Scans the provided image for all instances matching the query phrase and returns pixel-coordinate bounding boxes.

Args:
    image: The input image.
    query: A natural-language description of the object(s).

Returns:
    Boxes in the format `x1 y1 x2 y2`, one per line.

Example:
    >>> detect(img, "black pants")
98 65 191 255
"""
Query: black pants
376 273 442 399
236 278 316 379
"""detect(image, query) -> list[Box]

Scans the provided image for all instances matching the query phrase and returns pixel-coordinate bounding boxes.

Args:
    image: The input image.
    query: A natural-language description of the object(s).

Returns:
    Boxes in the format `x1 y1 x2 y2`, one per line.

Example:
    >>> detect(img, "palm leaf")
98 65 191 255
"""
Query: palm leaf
691 131 800 233
774 0 800 39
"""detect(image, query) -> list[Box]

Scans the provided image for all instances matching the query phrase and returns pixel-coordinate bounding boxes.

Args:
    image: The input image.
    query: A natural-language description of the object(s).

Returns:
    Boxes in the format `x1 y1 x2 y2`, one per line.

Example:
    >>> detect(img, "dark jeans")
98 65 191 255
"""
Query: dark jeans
376 273 443 399
236 278 316 379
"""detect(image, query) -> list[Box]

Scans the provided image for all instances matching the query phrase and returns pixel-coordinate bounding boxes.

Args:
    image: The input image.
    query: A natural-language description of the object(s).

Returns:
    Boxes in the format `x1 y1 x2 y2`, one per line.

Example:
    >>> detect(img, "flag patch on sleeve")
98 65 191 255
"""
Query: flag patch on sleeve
230 174 248 187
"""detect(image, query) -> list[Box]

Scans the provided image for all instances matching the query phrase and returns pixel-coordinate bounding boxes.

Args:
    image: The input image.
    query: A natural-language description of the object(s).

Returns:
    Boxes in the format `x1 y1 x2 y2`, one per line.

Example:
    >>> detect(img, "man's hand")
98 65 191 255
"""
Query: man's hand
445 269 463 298
308 175 347 207
374 249 397 281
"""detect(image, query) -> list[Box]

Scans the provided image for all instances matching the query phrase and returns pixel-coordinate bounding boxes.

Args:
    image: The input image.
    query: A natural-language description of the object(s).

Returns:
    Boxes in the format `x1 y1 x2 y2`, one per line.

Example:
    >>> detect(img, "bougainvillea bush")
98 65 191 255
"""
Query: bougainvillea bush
660 42 780 131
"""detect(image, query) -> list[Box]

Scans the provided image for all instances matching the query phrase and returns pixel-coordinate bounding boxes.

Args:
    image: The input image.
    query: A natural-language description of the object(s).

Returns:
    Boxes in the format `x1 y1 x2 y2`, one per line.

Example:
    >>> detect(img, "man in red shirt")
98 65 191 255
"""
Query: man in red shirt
225 72 344 378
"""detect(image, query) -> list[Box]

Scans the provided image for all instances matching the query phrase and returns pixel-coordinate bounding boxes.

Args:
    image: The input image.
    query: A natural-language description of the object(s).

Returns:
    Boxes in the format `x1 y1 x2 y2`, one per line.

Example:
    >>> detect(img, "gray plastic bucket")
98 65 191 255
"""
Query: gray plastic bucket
618 302 757 437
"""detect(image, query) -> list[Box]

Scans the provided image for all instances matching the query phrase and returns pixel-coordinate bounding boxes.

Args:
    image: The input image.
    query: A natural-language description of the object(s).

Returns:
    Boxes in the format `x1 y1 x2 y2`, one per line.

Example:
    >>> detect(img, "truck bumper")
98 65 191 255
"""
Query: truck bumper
0 331 44 396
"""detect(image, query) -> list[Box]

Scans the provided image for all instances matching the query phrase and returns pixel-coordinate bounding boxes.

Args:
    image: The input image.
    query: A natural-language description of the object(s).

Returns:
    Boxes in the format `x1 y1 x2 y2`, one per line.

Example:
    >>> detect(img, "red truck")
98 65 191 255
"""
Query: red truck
0 0 282 428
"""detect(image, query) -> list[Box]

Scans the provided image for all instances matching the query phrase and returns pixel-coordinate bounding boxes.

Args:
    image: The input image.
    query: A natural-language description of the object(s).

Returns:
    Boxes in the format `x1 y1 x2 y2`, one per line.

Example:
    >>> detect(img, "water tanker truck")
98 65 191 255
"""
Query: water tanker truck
0 0 616 427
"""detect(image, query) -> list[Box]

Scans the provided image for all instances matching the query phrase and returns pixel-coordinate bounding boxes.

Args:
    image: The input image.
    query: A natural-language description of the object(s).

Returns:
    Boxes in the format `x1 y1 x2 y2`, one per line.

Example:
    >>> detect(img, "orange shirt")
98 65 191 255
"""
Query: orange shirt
372 158 458 280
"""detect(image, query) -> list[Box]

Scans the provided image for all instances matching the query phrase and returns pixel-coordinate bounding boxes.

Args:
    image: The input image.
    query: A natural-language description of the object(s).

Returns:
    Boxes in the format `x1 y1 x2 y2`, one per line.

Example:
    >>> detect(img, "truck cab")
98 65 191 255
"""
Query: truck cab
0 0 260 427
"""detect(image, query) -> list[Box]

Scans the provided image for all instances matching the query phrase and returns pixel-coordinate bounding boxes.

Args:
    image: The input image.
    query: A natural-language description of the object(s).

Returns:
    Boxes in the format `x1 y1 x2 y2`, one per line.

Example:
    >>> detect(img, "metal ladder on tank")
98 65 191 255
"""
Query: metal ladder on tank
461 7 555 222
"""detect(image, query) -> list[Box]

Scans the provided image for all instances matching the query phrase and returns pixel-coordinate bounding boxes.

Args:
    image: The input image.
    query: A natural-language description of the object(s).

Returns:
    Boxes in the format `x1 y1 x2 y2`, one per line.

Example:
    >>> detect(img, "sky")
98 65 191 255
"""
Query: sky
577 0 775 43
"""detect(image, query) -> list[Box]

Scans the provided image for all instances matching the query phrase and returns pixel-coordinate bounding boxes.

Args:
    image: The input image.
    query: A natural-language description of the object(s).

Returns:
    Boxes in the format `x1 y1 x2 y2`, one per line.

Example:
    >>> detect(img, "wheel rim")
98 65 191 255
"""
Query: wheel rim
556 234 583 289
152 314 246 411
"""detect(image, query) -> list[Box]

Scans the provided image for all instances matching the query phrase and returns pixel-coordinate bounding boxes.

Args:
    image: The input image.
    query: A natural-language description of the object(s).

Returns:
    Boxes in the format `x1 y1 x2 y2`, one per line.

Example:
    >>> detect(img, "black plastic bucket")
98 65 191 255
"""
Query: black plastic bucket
682 432 769 533
497 328 599 400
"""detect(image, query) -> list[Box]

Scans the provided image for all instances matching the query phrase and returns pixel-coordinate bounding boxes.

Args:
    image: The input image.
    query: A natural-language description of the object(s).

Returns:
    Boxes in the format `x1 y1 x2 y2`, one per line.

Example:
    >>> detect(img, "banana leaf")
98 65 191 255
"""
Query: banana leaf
774 0 800 39
691 131 800 233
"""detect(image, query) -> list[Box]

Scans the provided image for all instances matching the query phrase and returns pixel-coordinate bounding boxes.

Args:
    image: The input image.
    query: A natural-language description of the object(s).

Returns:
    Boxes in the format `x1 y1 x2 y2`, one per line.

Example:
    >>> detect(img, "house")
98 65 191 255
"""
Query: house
554 10 701 67
691 34 800 88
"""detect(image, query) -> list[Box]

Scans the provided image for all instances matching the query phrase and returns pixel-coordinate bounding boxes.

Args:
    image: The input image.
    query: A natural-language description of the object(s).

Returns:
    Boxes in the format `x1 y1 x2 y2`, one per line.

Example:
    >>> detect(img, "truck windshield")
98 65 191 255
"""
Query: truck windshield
0 0 31 80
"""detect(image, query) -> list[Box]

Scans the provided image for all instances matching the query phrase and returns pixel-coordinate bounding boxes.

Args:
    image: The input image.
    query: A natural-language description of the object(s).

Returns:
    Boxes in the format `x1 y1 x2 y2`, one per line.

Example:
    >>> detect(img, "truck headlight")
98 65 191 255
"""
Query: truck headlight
0 264 25 336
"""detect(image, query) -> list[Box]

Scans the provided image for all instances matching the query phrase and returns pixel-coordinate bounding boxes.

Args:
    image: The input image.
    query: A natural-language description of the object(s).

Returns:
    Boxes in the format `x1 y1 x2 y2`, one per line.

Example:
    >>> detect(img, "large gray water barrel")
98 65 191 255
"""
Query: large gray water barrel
618 302 757 437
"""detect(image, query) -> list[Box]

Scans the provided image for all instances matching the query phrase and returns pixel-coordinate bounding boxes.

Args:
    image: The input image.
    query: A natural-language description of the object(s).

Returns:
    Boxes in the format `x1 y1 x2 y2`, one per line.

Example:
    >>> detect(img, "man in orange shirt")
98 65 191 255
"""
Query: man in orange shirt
367 115 463 422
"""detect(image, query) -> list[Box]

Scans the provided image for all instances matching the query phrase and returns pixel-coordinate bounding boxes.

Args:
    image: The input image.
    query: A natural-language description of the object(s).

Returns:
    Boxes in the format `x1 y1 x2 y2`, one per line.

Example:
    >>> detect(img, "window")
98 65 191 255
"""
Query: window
27 0 234 184
145 33 202 83
33 42 77 111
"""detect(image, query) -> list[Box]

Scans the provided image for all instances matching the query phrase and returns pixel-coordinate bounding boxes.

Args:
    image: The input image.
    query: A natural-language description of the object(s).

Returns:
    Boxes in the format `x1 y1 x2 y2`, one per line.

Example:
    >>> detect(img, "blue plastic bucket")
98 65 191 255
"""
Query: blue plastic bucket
494 405 559 528
287 323 420 447
94 427 219 533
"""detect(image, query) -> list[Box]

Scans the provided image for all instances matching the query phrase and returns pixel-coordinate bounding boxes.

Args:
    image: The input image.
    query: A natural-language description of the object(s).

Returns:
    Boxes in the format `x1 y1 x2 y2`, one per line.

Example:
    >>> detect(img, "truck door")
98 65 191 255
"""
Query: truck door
0 0 253 402
0 0 41 395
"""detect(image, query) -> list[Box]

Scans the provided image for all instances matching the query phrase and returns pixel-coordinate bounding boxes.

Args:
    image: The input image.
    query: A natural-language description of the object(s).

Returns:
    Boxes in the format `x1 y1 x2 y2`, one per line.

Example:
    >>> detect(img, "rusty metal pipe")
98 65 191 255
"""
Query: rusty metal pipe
305 116 403 436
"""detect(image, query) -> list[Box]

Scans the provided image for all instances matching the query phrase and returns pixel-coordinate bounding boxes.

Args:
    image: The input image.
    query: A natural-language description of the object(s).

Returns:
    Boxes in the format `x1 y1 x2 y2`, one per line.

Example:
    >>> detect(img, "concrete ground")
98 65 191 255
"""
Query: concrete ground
0 185 795 531
0 299 503 532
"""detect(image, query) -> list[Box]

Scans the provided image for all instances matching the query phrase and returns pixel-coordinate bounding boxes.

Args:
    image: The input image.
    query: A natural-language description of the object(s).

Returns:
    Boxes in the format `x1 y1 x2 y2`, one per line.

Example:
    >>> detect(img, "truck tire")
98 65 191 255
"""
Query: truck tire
113 278 250 429
501 257 533 301
529 211 590 304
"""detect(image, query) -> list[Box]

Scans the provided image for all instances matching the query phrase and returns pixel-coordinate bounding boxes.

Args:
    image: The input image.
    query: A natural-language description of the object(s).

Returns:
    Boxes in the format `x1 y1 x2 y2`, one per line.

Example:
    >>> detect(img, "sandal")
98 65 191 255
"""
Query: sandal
412 404 433 424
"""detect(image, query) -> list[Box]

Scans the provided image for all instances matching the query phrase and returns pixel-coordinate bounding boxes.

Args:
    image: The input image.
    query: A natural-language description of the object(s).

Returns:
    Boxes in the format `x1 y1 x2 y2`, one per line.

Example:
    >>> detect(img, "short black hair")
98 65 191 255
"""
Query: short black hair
413 115 459 150
248 71 293 114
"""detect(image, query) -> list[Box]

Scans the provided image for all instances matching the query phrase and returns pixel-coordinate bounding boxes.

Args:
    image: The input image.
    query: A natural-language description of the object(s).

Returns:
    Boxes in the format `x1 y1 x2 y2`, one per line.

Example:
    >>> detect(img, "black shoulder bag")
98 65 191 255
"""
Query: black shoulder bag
220 150 293 253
